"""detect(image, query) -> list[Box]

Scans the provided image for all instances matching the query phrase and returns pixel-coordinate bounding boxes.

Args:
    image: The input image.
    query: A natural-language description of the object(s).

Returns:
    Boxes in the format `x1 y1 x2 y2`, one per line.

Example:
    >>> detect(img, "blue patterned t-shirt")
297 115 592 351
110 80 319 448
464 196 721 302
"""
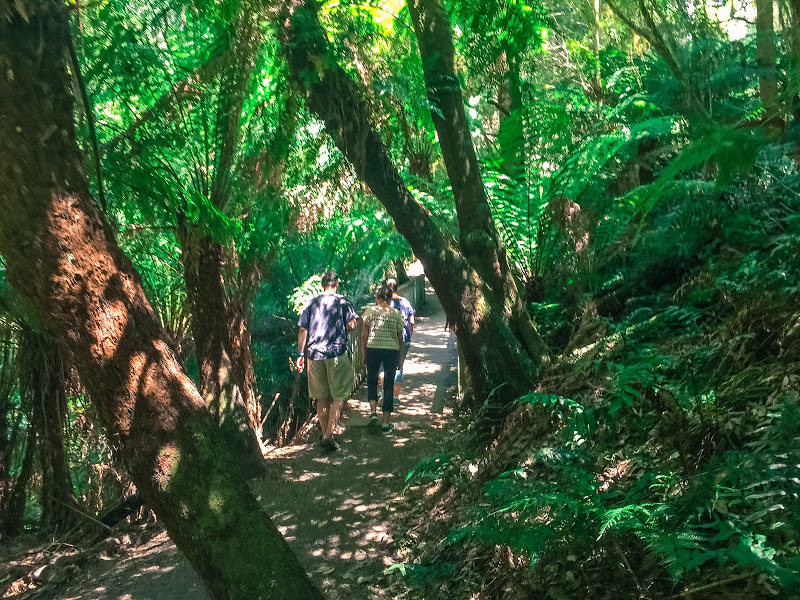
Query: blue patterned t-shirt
298 293 358 360
389 296 415 343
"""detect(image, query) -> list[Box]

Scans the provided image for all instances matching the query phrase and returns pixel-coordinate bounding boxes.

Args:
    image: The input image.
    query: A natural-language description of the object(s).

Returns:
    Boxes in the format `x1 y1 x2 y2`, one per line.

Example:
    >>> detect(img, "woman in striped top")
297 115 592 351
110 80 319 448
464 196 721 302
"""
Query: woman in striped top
360 283 404 433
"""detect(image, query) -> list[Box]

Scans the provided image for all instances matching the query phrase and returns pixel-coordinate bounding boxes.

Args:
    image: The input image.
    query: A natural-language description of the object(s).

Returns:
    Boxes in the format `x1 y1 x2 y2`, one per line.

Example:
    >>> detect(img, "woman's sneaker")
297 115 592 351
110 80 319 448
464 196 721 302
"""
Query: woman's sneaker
381 423 394 434
368 413 379 426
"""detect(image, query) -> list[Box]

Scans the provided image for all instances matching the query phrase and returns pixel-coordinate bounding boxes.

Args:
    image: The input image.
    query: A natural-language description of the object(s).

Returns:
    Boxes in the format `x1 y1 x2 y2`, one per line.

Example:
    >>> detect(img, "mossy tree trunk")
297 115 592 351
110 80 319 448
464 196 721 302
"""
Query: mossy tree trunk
278 0 546 427
0 2 323 598
0 331 19 534
405 0 543 358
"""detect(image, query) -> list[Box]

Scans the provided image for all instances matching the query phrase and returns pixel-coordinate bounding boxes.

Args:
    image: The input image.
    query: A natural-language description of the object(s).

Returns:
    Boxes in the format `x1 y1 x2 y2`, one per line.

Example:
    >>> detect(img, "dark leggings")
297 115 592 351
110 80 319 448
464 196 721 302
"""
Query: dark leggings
366 347 399 413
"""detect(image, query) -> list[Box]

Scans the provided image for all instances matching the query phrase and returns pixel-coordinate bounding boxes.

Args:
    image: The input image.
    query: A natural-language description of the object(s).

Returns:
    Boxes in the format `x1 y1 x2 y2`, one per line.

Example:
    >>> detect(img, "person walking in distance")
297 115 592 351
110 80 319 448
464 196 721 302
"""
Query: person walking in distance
297 272 359 452
385 277 415 406
360 283 404 433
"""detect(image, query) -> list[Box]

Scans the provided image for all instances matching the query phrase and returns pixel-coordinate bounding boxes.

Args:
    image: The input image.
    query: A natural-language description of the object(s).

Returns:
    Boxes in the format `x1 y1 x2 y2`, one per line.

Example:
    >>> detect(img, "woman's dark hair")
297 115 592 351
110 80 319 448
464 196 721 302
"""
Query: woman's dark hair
384 278 398 293
375 283 393 303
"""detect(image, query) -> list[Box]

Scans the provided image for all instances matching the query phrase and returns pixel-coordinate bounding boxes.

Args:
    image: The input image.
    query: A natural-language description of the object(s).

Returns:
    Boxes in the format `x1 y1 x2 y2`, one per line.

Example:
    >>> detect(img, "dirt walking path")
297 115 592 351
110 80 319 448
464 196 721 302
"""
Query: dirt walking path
252 285 457 600
33 285 456 600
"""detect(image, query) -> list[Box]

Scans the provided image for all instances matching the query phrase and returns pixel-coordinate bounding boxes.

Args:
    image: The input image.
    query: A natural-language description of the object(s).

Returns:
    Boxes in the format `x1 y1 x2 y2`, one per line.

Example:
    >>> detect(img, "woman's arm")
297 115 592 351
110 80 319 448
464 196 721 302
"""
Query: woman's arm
397 314 404 349
360 316 369 363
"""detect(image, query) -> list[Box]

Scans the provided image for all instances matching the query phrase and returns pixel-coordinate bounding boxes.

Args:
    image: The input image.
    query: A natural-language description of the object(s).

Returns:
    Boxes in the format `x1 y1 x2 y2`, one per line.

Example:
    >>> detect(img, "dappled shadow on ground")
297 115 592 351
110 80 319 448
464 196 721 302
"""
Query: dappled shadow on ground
252 286 457 599
15 285 456 600
51 532 204 600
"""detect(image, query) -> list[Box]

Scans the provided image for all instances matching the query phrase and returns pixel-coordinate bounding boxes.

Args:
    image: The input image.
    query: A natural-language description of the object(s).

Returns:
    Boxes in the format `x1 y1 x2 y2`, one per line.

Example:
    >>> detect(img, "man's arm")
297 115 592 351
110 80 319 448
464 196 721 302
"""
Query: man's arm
408 313 415 336
345 299 359 331
296 327 308 372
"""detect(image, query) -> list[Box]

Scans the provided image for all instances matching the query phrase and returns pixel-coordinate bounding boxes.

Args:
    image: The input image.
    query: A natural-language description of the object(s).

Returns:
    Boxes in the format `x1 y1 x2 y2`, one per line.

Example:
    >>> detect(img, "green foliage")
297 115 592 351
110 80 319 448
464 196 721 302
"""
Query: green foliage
515 392 596 441
289 274 323 315
11 1 800 598
405 453 453 488
396 149 800 598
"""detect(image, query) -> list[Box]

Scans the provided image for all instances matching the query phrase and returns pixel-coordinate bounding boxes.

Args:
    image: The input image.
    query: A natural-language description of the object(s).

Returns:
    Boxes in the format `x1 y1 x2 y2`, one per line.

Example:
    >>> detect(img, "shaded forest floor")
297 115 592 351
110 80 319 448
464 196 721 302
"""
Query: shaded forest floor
1 285 458 600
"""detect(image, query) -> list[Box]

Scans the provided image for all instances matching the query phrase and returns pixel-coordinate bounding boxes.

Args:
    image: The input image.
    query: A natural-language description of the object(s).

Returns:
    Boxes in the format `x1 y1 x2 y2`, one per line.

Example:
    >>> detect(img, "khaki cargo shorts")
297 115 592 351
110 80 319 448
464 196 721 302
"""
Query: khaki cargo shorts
308 353 353 401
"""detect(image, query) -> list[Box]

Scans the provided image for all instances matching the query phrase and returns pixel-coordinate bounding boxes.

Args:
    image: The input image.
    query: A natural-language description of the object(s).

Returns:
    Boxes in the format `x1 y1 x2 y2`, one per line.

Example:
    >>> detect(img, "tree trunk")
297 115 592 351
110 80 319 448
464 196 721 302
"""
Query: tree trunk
406 0 546 379
2 429 35 537
18 326 80 532
0 331 17 530
756 0 778 110
177 225 265 467
278 0 545 424
592 0 603 102
496 52 511 125
393 259 410 284
0 3 323 598
787 0 800 138
495 51 524 172
176 15 266 463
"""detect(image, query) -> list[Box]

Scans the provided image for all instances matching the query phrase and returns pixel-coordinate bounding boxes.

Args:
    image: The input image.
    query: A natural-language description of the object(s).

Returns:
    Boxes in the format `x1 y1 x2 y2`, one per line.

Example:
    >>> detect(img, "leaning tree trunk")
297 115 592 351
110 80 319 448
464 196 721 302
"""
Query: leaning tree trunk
18 325 80 532
278 0 545 424
0 3 323 598
406 0 544 370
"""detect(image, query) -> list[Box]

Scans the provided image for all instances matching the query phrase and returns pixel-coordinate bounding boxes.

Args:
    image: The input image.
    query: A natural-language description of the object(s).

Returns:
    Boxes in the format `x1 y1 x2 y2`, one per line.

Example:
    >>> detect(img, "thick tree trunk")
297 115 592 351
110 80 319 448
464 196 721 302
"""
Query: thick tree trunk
18 326 80 532
0 3 322 598
406 0 546 375
278 0 544 421
177 225 265 465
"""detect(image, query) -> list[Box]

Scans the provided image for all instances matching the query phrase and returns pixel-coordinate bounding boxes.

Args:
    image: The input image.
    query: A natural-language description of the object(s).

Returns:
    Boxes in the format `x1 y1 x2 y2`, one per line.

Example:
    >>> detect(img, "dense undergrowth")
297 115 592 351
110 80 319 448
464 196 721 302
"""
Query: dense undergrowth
393 147 800 599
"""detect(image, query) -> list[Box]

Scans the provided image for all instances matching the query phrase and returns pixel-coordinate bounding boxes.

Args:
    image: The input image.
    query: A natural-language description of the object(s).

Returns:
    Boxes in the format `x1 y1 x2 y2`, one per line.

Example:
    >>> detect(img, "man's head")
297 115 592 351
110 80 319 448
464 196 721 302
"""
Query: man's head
321 271 339 290
385 278 398 293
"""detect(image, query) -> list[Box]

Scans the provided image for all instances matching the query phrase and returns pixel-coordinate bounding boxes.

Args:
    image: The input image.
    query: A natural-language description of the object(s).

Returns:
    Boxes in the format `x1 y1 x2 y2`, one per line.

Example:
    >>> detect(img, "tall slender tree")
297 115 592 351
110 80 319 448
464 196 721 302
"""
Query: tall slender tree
176 14 266 462
756 0 778 111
